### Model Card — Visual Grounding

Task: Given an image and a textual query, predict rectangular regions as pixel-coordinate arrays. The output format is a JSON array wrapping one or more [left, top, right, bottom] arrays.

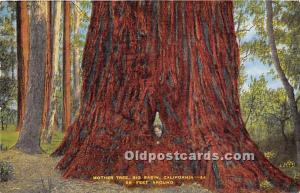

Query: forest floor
[[1, 126, 299, 193], [0, 150, 212, 193]]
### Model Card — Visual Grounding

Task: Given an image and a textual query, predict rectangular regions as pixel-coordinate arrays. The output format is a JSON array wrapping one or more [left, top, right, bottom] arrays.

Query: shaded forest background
[[0, 0, 299, 181]]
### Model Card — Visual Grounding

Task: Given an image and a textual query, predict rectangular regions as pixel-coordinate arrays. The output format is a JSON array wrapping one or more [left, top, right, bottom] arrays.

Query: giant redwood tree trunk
[[53, 2, 298, 192]]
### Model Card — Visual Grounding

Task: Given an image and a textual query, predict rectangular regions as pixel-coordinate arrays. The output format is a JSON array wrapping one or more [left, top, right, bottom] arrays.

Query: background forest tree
[[0, 2, 17, 132], [235, 0, 300, 176], [0, 1, 91, 150]]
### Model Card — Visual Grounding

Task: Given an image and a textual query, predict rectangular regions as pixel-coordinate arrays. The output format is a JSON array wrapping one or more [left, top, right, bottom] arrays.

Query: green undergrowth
[[0, 125, 64, 154]]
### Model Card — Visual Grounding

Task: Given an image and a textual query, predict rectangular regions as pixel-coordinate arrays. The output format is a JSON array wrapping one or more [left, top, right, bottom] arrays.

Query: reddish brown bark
[[62, 1, 72, 132], [16, 2, 29, 131], [41, 1, 53, 139], [73, 1, 81, 111], [53, 2, 299, 193]]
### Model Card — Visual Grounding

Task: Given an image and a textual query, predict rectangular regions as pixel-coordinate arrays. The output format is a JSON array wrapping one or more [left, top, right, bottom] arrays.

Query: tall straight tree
[[16, 1, 29, 131], [63, 1, 71, 132], [266, 0, 300, 165], [53, 2, 298, 193], [41, 1, 53, 140], [73, 1, 81, 111], [44, 1, 62, 143], [9, 5, 15, 81], [15, 2, 48, 154]]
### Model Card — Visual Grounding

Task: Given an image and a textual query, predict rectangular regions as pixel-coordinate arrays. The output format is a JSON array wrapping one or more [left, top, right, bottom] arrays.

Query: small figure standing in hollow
[[153, 112, 163, 139]]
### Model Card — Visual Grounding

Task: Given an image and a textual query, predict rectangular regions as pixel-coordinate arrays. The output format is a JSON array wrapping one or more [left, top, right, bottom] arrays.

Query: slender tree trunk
[[16, 2, 29, 131], [41, 1, 53, 142], [10, 42, 15, 80], [73, 1, 81, 112], [280, 120, 289, 150], [53, 2, 298, 192], [266, 0, 300, 166], [10, 7, 15, 80], [1, 119, 4, 131], [44, 1, 62, 143], [15, 2, 48, 154], [46, 98, 58, 143], [44, 97, 58, 143], [62, 2, 72, 132]]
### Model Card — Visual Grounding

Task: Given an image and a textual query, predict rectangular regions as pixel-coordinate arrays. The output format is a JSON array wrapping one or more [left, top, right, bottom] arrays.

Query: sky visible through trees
[[243, 35, 283, 90], [0, 2, 284, 91]]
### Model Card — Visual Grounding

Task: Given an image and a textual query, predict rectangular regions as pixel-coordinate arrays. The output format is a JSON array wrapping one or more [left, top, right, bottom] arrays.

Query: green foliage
[[234, 0, 300, 89], [72, 1, 92, 62], [235, 3, 299, 173], [259, 180, 273, 190], [0, 125, 64, 154], [264, 151, 276, 160], [239, 76, 298, 179], [280, 160, 296, 168], [240, 76, 292, 142], [0, 124, 18, 149], [0, 160, 14, 182], [41, 130, 64, 154], [0, 2, 17, 129]]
